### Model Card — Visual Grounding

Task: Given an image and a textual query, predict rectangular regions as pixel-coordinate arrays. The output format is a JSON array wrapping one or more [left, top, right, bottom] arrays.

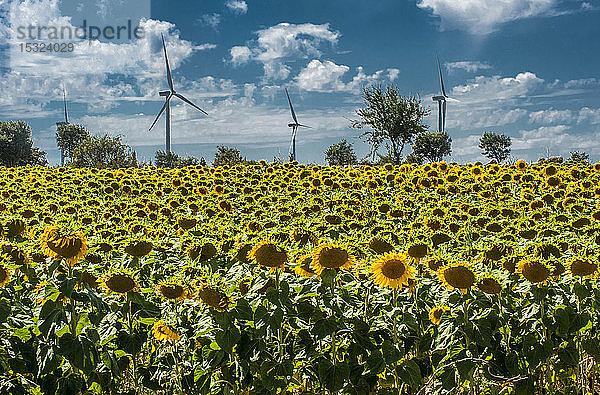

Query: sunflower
[[429, 306, 448, 325], [248, 240, 288, 268], [437, 263, 476, 292], [407, 243, 428, 263], [295, 254, 317, 278], [0, 265, 9, 287], [517, 260, 550, 284], [516, 159, 527, 170], [311, 243, 355, 274], [569, 258, 598, 277], [369, 252, 415, 290], [477, 277, 502, 295], [368, 237, 394, 254], [152, 320, 180, 341], [40, 225, 88, 266], [124, 240, 153, 257], [157, 281, 189, 301], [102, 271, 139, 294], [196, 284, 230, 310]]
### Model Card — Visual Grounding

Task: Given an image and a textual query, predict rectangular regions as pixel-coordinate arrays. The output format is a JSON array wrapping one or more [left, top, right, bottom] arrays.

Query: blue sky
[[1, 0, 599, 164]]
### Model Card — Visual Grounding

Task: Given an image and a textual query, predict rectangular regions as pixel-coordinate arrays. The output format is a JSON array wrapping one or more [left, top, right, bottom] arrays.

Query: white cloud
[[451, 72, 545, 103], [529, 109, 575, 124], [445, 61, 492, 73], [225, 0, 248, 14], [416, 0, 556, 34], [230, 23, 340, 80], [199, 13, 221, 30], [295, 60, 401, 93], [230, 46, 252, 66], [578, 107, 600, 124], [296, 60, 349, 92]]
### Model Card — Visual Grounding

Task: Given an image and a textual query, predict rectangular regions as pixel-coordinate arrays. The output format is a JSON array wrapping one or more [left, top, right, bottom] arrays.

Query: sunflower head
[[196, 284, 230, 311], [429, 306, 449, 325], [295, 254, 317, 278], [101, 271, 139, 294], [124, 240, 153, 257], [437, 263, 476, 292], [40, 225, 88, 266], [516, 159, 527, 170], [477, 277, 502, 295], [248, 240, 288, 268], [0, 265, 10, 287], [569, 258, 598, 277], [370, 251, 415, 290], [157, 281, 189, 301], [311, 243, 355, 274], [152, 320, 180, 342], [517, 259, 551, 284]]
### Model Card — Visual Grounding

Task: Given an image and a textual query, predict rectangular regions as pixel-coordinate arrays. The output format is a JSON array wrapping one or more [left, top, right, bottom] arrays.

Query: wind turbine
[[149, 33, 208, 153], [285, 88, 310, 162], [432, 56, 457, 133], [56, 88, 69, 166]]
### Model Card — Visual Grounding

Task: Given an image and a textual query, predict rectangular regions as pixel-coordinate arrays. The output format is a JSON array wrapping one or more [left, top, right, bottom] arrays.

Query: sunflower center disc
[[381, 260, 406, 279]]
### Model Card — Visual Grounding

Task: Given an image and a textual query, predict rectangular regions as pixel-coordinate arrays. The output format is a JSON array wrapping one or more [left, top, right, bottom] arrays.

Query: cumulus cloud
[[225, 0, 248, 14], [529, 109, 575, 124], [416, 0, 556, 34], [578, 107, 600, 124], [451, 72, 545, 103], [229, 22, 340, 80], [445, 61, 492, 73], [230, 46, 252, 66], [294, 60, 400, 93]]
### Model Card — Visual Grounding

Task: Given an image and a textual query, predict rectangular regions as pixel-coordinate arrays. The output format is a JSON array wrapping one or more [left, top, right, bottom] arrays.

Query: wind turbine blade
[[442, 100, 447, 132], [63, 89, 69, 124], [298, 124, 311, 129], [437, 55, 447, 98], [285, 88, 298, 124], [174, 93, 208, 115], [445, 97, 460, 103], [149, 94, 172, 131], [162, 33, 174, 92]]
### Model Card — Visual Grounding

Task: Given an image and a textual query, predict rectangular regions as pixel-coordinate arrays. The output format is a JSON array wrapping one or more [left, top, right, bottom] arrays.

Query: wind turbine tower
[[149, 33, 208, 153]]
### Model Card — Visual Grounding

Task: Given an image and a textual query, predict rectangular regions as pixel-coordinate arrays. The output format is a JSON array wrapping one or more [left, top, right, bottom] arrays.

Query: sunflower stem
[[392, 288, 399, 389]]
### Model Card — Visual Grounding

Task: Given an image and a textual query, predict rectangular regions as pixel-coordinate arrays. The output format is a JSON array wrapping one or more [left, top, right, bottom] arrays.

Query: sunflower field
[[1, 160, 600, 394]]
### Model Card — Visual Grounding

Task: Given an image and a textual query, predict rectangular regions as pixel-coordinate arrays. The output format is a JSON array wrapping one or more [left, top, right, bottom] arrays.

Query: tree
[[404, 152, 423, 165], [325, 139, 358, 166], [568, 151, 590, 163], [213, 146, 245, 167], [155, 151, 201, 168], [479, 132, 512, 163], [56, 124, 89, 164], [412, 131, 452, 163], [0, 120, 48, 167], [351, 84, 429, 165], [71, 134, 137, 168]]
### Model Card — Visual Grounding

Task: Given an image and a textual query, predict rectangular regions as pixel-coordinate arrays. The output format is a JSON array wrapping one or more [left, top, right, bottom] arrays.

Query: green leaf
[[215, 326, 241, 354], [234, 298, 253, 321], [397, 360, 422, 389], [365, 349, 385, 375], [0, 298, 10, 323], [58, 333, 99, 374], [36, 343, 61, 377], [318, 359, 350, 392], [38, 299, 68, 337], [311, 318, 337, 339]]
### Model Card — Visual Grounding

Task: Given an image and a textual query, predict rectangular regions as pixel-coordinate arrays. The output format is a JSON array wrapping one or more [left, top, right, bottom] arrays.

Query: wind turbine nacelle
[[159, 90, 171, 97], [288, 123, 298, 128], [432, 95, 446, 102]]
